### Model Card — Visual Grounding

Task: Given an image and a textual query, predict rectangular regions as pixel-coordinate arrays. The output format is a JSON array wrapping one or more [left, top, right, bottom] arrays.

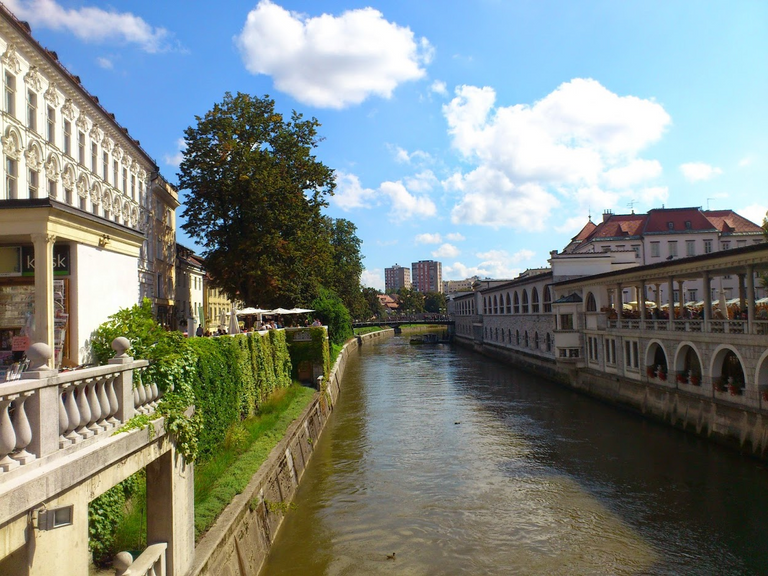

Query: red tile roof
[[703, 210, 764, 234]]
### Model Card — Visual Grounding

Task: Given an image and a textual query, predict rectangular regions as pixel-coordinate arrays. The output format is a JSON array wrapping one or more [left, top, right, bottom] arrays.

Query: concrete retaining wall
[[188, 329, 392, 576], [456, 336, 768, 460]]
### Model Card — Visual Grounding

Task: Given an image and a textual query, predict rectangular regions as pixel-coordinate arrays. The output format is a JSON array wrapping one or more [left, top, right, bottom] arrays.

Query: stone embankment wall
[[188, 329, 393, 576], [456, 337, 768, 460]]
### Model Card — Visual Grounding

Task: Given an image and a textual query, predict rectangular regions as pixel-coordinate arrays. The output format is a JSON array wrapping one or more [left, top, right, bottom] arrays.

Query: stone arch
[[45, 152, 61, 179], [76, 173, 89, 199], [544, 285, 552, 312], [513, 292, 520, 314], [531, 287, 540, 313], [493, 294, 498, 315], [25, 139, 44, 171], [710, 345, 746, 390], [673, 341, 703, 385], [61, 162, 76, 192], [90, 181, 102, 206], [522, 289, 529, 313], [2, 125, 23, 160], [505, 292, 511, 314], [754, 350, 768, 395], [586, 292, 597, 312], [645, 340, 669, 375]]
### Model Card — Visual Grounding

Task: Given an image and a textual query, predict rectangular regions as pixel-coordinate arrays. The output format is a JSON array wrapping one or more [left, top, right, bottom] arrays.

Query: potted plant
[[646, 365, 656, 378], [676, 371, 688, 384], [728, 377, 742, 396], [657, 365, 667, 381], [759, 384, 768, 402], [689, 373, 700, 386], [713, 378, 726, 392]]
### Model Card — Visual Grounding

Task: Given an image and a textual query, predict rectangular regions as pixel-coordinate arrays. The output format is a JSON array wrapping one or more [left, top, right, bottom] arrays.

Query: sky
[[9, 0, 767, 291]]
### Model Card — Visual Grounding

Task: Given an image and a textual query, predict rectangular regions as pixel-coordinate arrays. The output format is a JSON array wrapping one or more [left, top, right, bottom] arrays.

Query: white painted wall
[[72, 244, 138, 362]]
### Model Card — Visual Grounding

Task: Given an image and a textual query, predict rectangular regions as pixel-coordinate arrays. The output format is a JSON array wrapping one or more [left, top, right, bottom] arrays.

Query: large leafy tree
[[325, 217, 366, 317], [362, 287, 384, 318], [397, 287, 425, 313], [424, 291, 447, 314], [178, 92, 336, 307]]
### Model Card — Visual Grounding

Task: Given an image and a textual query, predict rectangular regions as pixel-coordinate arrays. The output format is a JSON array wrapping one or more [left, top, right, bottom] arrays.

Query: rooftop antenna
[[626, 199, 636, 214]]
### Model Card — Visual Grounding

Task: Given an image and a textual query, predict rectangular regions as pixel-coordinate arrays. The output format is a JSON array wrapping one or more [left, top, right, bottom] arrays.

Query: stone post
[[639, 281, 647, 324], [703, 272, 711, 330], [146, 448, 194, 576], [108, 337, 135, 423], [22, 343, 59, 458], [31, 233, 56, 367], [667, 277, 675, 330], [746, 265, 755, 333]]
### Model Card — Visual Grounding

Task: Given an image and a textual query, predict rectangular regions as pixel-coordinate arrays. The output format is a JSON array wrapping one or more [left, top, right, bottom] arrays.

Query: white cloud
[[639, 186, 669, 206], [679, 162, 723, 182], [389, 144, 432, 164], [404, 170, 438, 193], [444, 248, 535, 280], [333, 172, 436, 220], [446, 232, 465, 242], [236, 1, 432, 109], [415, 233, 442, 244], [5, 0, 174, 52], [430, 80, 447, 96], [442, 79, 670, 229], [333, 172, 378, 210], [392, 145, 411, 164], [361, 268, 384, 291], [602, 159, 662, 188], [163, 138, 186, 168], [555, 215, 592, 235], [738, 156, 753, 168], [432, 243, 460, 258], [96, 56, 113, 69], [738, 204, 767, 227]]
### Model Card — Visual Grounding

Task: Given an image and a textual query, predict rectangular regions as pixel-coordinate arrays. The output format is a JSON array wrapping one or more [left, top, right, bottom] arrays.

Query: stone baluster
[[21, 343, 60, 459], [74, 380, 93, 439], [136, 381, 148, 414], [63, 383, 81, 445], [86, 379, 103, 434], [11, 392, 35, 464], [109, 337, 136, 423], [144, 381, 155, 412], [0, 395, 19, 472], [59, 384, 69, 448], [150, 382, 160, 409], [106, 375, 120, 427], [97, 376, 112, 431]]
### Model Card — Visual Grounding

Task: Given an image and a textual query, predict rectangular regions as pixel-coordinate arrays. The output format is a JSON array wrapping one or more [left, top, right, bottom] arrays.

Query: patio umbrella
[[270, 307, 292, 315], [228, 303, 240, 334], [288, 308, 315, 314]]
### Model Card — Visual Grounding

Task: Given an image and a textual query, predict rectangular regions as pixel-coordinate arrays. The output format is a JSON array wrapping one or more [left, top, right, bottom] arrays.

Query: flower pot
[[728, 384, 741, 396], [659, 373, 667, 382], [713, 381, 726, 392], [762, 391, 768, 402], [690, 376, 700, 386]]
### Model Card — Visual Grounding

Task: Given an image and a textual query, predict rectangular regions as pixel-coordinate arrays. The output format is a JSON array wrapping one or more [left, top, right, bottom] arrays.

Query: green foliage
[[89, 472, 143, 566], [424, 291, 447, 313], [397, 287, 425, 313], [284, 327, 330, 382], [311, 287, 353, 346], [361, 287, 384, 319]]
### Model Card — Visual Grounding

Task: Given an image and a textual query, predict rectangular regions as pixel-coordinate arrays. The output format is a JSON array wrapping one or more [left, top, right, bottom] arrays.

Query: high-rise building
[[385, 263, 411, 293], [412, 260, 443, 293]]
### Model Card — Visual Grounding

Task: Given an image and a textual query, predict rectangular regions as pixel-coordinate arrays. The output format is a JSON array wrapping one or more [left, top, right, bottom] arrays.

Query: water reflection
[[262, 335, 768, 575]]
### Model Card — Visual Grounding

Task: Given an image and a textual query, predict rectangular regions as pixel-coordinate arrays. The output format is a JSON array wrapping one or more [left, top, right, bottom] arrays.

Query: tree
[[424, 291, 446, 314], [311, 287, 353, 346], [362, 287, 384, 319], [397, 287, 425, 314], [325, 217, 366, 318], [178, 92, 336, 308]]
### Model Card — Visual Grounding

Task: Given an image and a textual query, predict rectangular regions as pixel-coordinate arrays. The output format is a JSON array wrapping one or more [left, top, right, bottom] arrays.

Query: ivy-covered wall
[[284, 327, 330, 383]]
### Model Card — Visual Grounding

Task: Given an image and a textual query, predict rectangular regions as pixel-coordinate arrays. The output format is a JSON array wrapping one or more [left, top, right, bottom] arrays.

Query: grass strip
[[353, 326, 385, 335], [193, 384, 316, 539]]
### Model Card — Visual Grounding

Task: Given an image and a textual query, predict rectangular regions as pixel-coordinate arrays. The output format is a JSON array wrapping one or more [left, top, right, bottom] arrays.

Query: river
[[262, 334, 768, 575]]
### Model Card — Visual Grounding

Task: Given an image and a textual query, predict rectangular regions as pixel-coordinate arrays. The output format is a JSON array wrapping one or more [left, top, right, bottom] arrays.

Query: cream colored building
[[0, 8, 172, 366]]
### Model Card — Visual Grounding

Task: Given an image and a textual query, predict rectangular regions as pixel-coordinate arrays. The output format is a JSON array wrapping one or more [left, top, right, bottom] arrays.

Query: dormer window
[[684, 221, 692, 229], [667, 221, 674, 230]]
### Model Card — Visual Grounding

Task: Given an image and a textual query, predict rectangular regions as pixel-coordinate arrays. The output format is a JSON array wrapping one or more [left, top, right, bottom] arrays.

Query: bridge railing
[[114, 543, 167, 576], [0, 337, 150, 476], [353, 314, 452, 325]]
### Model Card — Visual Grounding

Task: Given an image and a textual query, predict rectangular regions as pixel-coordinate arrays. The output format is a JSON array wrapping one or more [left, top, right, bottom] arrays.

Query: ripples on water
[[262, 335, 768, 575]]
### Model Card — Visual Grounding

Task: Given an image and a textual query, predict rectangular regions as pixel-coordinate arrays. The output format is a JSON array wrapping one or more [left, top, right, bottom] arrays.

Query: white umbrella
[[237, 307, 271, 315], [288, 308, 314, 314], [270, 307, 292, 315], [228, 303, 240, 334]]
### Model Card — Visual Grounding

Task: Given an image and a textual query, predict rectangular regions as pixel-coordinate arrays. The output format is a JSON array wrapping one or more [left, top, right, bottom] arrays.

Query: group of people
[[192, 315, 323, 337]]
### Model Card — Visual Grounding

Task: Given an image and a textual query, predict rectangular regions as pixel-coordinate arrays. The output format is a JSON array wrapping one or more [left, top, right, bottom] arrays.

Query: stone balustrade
[[0, 337, 149, 475], [607, 317, 767, 335], [114, 543, 167, 576]]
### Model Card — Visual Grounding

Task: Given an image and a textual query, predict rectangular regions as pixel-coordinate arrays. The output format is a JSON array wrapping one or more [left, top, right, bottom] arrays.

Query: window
[[63, 120, 71, 156], [5, 157, 17, 199], [4, 71, 15, 115], [684, 221, 692, 229], [26, 89, 37, 130], [668, 241, 678, 258], [91, 142, 97, 172], [704, 239, 713, 254], [559, 314, 574, 330], [102, 151, 108, 180], [722, 241, 730, 251], [651, 242, 660, 257], [46, 106, 55, 144], [78, 132, 85, 164], [667, 221, 674, 230], [605, 338, 616, 365], [47, 178, 56, 199], [131, 174, 136, 200], [122, 167, 127, 194], [632, 245, 640, 258], [686, 240, 695, 257], [28, 169, 39, 198], [687, 289, 697, 302]]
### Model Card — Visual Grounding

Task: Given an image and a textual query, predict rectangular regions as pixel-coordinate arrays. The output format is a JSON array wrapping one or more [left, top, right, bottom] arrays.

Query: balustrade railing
[[0, 337, 150, 474], [604, 316, 763, 336], [114, 543, 167, 576]]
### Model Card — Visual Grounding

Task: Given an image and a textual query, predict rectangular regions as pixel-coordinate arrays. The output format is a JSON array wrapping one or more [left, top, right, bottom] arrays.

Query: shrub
[[311, 287, 353, 346]]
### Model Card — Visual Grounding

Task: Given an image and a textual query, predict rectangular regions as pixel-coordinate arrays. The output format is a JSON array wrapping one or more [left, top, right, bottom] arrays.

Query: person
[[196, 325, 204, 337], [312, 318, 322, 327]]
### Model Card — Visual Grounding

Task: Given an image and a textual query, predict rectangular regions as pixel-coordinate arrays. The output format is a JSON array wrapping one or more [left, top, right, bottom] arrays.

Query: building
[[174, 244, 205, 334], [443, 276, 479, 294], [204, 276, 235, 332], [412, 259, 442, 293], [385, 263, 411, 293], [0, 7, 174, 367]]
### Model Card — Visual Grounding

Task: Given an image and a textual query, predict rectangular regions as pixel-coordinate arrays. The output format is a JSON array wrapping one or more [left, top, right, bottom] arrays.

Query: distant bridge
[[352, 315, 454, 328]]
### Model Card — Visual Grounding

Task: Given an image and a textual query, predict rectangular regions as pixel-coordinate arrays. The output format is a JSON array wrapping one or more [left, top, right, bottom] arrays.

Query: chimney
[[602, 209, 613, 223]]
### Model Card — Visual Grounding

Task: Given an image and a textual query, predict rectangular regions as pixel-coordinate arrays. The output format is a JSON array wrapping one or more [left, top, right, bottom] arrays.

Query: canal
[[262, 334, 768, 575]]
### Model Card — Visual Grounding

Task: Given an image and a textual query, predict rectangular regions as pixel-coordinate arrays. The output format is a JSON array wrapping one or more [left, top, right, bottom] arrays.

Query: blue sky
[[11, 0, 767, 290]]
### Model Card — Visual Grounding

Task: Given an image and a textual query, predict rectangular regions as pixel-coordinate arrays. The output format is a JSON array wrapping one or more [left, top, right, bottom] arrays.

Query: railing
[[114, 543, 167, 576], [0, 337, 150, 474], [605, 318, 766, 335]]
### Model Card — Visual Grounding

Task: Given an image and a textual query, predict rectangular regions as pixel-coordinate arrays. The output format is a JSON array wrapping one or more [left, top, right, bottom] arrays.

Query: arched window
[[534, 332, 539, 349], [524, 331, 529, 347], [493, 295, 498, 314], [544, 286, 552, 313], [495, 327, 499, 341], [508, 328, 512, 343], [516, 329, 520, 345], [522, 290, 529, 313], [513, 292, 520, 314], [532, 287, 540, 313], [546, 333, 552, 352], [586, 292, 597, 312], [506, 293, 511, 314]]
